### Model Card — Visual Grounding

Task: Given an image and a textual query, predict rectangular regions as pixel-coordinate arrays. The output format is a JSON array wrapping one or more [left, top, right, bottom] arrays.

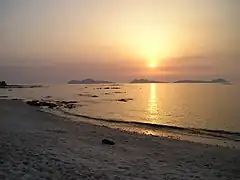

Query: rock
[[26, 100, 41, 106], [12, 98, 20, 101], [78, 94, 99, 98], [102, 139, 115, 145], [60, 100, 78, 104], [0, 95, 8, 98], [46, 102, 58, 109], [111, 87, 120, 89], [0, 81, 7, 87], [26, 100, 79, 109], [117, 98, 133, 102], [26, 100, 58, 108], [45, 96, 52, 99], [64, 104, 75, 109]]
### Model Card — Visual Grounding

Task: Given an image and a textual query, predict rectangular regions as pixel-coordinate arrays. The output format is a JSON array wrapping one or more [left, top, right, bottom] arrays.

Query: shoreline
[[50, 108, 240, 149], [0, 99, 240, 179]]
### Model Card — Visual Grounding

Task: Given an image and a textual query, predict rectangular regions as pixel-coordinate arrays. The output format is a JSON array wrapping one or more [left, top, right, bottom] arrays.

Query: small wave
[[59, 110, 240, 142]]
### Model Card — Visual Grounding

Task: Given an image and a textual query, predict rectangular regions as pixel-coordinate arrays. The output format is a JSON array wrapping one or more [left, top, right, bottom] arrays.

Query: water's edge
[[43, 107, 240, 149]]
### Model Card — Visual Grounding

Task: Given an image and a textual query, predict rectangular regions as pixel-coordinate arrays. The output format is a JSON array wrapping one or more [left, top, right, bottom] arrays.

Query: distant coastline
[[130, 79, 167, 84], [0, 81, 42, 89], [67, 78, 231, 84], [173, 78, 230, 84], [130, 78, 230, 84], [1, 78, 231, 87], [68, 78, 114, 84]]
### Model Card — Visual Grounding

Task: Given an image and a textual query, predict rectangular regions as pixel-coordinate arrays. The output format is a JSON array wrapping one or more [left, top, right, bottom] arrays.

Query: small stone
[[102, 139, 115, 145]]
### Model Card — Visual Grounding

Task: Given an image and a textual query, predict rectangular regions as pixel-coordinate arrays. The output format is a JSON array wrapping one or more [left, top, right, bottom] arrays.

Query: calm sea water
[[1, 83, 240, 132], [1, 83, 240, 146]]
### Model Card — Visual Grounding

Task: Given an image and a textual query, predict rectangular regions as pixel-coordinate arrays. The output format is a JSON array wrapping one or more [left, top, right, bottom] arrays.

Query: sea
[[1, 83, 240, 148]]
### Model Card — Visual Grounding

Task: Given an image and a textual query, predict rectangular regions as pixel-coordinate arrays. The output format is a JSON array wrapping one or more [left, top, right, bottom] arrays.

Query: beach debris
[[117, 98, 133, 102], [102, 139, 115, 145], [92, 95, 98, 98]]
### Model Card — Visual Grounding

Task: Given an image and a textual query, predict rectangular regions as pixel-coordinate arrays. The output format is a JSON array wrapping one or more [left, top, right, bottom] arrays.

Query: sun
[[148, 62, 157, 68], [132, 28, 175, 68], [135, 36, 165, 69]]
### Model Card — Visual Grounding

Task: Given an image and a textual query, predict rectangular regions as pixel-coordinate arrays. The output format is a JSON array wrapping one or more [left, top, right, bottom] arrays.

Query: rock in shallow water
[[26, 100, 58, 108], [117, 98, 133, 102], [26, 100, 79, 109], [64, 104, 75, 109], [0, 95, 8, 98], [102, 139, 115, 145]]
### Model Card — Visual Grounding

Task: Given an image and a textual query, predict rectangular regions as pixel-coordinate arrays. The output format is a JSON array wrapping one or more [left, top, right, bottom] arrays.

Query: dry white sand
[[0, 99, 239, 180]]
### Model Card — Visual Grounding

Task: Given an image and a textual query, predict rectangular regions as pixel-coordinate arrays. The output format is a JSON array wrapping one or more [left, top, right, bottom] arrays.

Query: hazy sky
[[0, 0, 239, 83]]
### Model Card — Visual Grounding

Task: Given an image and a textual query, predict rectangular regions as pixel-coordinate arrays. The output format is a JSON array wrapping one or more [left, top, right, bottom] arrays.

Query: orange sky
[[0, 0, 239, 83]]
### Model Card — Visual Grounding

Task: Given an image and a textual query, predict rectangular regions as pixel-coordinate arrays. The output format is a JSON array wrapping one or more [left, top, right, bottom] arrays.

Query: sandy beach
[[0, 99, 239, 180]]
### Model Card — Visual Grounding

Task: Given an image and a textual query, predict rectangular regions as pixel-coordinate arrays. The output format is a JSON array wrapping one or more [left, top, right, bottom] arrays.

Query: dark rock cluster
[[0, 81, 7, 87], [26, 100, 78, 109]]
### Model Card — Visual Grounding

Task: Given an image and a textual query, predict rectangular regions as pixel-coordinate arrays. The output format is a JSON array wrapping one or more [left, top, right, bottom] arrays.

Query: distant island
[[68, 79, 114, 84], [174, 78, 230, 84], [130, 79, 167, 84], [129, 78, 230, 84], [0, 81, 42, 88]]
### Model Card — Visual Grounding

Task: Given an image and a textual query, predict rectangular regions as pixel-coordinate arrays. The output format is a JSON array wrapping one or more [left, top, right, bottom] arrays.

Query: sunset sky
[[0, 0, 239, 83]]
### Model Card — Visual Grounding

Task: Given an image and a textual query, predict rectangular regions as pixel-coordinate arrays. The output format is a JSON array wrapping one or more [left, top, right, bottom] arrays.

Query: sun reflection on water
[[147, 83, 159, 122]]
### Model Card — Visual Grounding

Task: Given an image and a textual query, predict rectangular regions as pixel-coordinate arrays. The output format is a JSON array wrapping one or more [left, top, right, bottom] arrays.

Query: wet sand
[[0, 99, 239, 180]]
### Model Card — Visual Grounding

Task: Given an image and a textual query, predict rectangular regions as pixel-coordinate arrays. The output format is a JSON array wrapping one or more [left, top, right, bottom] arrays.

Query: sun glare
[[148, 62, 157, 68], [134, 31, 172, 69], [131, 27, 177, 69]]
